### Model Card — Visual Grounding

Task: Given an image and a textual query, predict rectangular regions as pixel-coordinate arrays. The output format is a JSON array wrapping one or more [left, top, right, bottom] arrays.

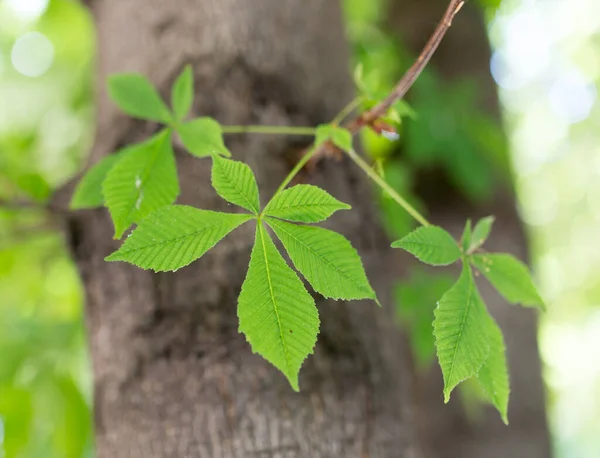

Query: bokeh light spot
[[11, 31, 55, 78]]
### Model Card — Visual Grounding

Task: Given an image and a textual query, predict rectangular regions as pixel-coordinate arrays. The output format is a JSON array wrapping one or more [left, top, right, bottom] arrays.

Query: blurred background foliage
[[0, 0, 599, 457]]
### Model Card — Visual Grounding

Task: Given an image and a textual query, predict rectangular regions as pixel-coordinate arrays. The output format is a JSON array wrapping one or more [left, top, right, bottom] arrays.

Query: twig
[[312, 0, 465, 160]]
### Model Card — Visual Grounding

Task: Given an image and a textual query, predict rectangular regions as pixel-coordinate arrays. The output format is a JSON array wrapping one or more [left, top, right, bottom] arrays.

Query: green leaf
[[106, 206, 252, 271], [315, 125, 353, 151], [171, 65, 194, 122], [238, 223, 319, 391], [477, 314, 510, 424], [107, 73, 172, 123], [103, 130, 179, 238], [461, 219, 472, 253], [471, 253, 545, 310], [267, 218, 377, 303], [176, 117, 230, 158], [264, 185, 350, 223], [211, 155, 260, 213], [470, 216, 495, 252], [392, 226, 461, 266], [70, 153, 122, 209], [434, 263, 490, 402]]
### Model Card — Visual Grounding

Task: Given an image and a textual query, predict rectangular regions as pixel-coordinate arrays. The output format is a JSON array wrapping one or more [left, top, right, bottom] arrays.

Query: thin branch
[[311, 0, 465, 156], [347, 0, 465, 132]]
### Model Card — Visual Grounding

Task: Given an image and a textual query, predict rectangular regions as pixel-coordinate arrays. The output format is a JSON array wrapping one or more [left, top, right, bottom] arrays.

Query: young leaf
[[264, 185, 350, 223], [392, 226, 461, 266], [267, 218, 378, 303], [211, 155, 260, 214], [477, 314, 510, 424], [171, 65, 194, 122], [471, 253, 545, 310], [103, 130, 179, 238], [106, 206, 252, 271], [315, 125, 353, 151], [461, 219, 472, 253], [470, 216, 495, 252], [107, 74, 172, 123], [238, 223, 320, 391], [176, 117, 231, 158], [434, 263, 490, 402], [70, 153, 123, 209]]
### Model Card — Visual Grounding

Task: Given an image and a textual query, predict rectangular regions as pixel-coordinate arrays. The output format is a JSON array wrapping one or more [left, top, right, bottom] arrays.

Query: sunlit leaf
[[471, 253, 545, 310], [103, 130, 179, 238], [264, 185, 350, 223], [108, 73, 172, 123], [434, 263, 490, 402], [238, 223, 319, 391], [392, 226, 461, 266], [171, 65, 194, 122], [176, 117, 230, 157], [70, 152, 123, 209], [211, 155, 260, 213], [106, 206, 252, 271], [268, 218, 377, 303]]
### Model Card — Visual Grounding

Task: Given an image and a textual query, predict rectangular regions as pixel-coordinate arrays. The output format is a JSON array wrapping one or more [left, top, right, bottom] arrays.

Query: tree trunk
[[387, 1, 552, 457], [71, 0, 420, 456]]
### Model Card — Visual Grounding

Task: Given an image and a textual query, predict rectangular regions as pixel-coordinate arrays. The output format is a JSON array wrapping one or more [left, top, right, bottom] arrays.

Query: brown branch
[[310, 0, 465, 164]]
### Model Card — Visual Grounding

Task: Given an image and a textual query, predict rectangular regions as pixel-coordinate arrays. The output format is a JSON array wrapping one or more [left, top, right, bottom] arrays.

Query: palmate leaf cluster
[[392, 220, 545, 423], [71, 68, 377, 391], [70, 68, 546, 422]]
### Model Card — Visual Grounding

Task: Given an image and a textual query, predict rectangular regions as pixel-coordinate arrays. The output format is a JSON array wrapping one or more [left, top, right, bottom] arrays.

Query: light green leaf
[[171, 65, 194, 122], [106, 206, 252, 271], [103, 130, 179, 238], [267, 218, 378, 303], [176, 117, 230, 157], [461, 219, 472, 253], [434, 263, 490, 402], [315, 125, 353, 151], [238, 223, 320, 391], [107, 73, 172, 123], [211, 155, 260, 213], [70, 153, 123, 209], [471, 253, 545, 310], [392, 226, 461, 266], [264, 185, 350, 223], [470, 216, 495, 252], [477, 314, 510, 424]]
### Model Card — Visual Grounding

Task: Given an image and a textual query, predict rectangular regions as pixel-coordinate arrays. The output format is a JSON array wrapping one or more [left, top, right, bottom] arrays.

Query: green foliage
[[470, 216, 495, 252], [434, 264, 490, 402], [267, 218, 377, 302], [315, 125, 353, 151], [471, 253, 546, 310], [103, 130, 179, 238], [392, 226, 461, 266], [171, 65, 194, 122], [70, 68, 542, 417], [477, 314, 510, 424], [108, 73, 172, 123], [70, 152, 122, 209], [106, 206, 253, 271], [238, 223, 320, 391], [264, 184, 350, 223], [211, 155, 260, 213], [176, 118, 231, 158]]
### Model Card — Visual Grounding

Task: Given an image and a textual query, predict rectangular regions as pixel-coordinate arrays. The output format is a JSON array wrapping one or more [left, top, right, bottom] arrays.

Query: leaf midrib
[[258, 223, 293, 375], [216, 160, 259, 214], [113, 214, 251, 256], [445, 270, 476, 390]]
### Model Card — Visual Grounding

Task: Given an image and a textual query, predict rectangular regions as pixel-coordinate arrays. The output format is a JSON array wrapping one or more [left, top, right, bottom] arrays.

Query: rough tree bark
[[69, 0, 420, 456], [388, 1, 552, 457]]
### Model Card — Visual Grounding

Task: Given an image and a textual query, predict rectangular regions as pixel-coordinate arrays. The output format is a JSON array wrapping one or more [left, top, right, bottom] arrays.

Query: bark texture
[[388, 1, 552, 457], [71, 0, 419, 457]]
